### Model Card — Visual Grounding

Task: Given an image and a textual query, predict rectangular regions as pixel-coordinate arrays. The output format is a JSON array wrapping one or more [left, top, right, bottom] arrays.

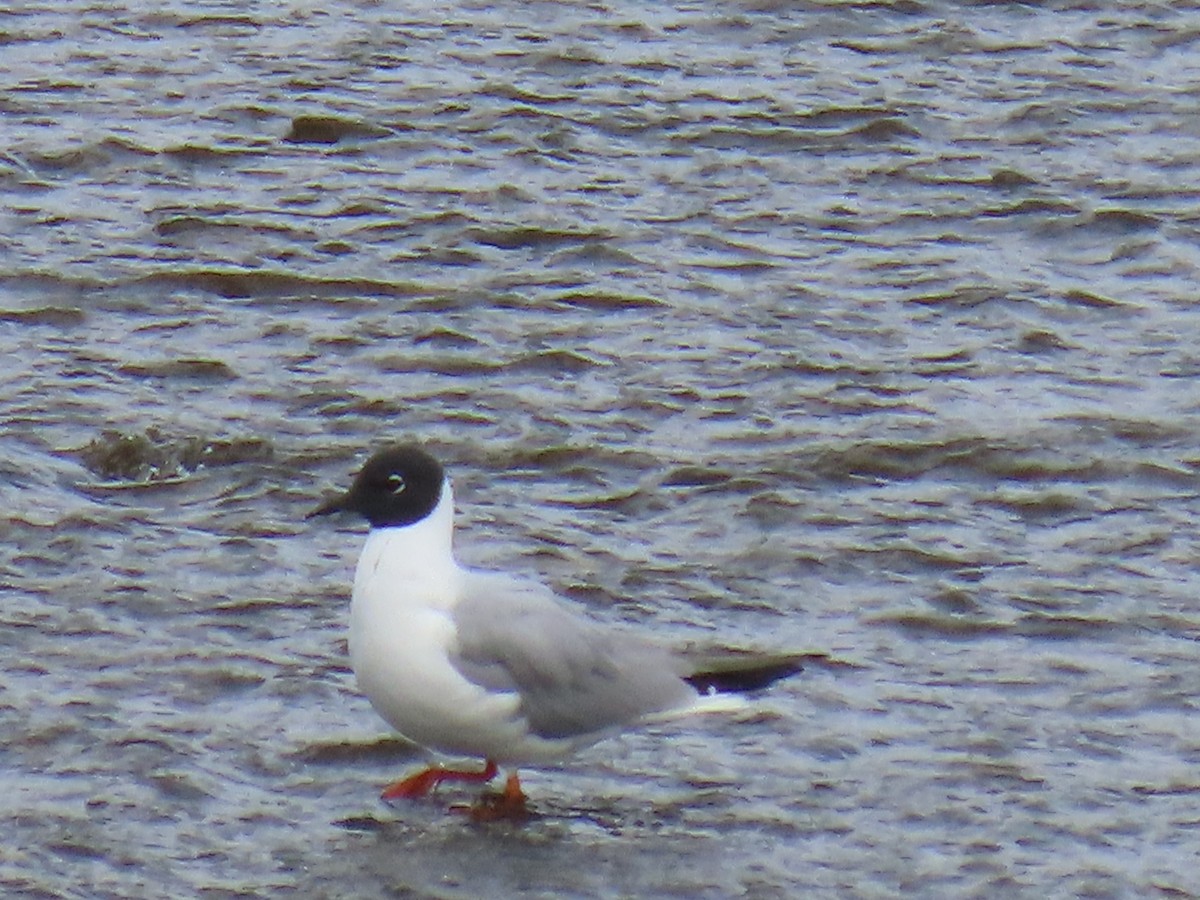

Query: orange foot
[[381, 759, 498, 801], [456, 772, 530, 824]]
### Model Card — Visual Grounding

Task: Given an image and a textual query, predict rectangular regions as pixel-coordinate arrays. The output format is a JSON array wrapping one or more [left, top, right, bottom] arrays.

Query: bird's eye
[[386, 473, 406, 494]]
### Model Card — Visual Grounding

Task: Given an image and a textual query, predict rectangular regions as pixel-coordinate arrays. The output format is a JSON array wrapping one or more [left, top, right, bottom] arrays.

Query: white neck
[[351, 478, 459, 609]]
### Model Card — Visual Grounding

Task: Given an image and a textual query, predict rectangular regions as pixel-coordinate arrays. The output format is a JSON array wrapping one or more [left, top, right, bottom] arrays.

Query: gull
[[309, 444, 803, 819]]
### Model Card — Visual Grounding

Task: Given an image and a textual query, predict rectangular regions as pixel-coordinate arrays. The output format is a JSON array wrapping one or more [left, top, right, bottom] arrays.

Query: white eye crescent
[[387, 473, 407, 494]]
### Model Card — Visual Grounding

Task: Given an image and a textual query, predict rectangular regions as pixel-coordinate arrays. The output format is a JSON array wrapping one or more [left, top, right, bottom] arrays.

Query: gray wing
[[450, 570, 698, 740]]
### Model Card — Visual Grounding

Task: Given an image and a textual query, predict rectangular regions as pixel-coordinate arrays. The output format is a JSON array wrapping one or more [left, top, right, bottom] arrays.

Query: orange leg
[[462, 771, 530, 823], [380, 759, 498, 801]]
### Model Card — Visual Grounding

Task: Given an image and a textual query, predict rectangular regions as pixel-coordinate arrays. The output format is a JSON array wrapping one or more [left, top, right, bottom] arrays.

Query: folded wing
[[450, 571, 698, 741]]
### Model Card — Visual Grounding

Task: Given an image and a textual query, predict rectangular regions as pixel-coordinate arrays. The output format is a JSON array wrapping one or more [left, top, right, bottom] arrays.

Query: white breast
[[346, 481, 574, 763]]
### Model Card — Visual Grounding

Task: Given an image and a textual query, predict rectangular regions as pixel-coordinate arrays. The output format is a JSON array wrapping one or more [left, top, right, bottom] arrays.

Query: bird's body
[[311, 444, 803, 817], [347, 476, 724, 764]]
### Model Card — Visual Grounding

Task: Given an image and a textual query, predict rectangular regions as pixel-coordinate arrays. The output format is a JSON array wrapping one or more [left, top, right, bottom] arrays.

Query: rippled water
[[4, 0, 1200, 897]]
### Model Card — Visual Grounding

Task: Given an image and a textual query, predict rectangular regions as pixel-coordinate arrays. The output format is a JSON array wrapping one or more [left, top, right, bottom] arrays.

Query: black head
[[308, 444, 446, 528]]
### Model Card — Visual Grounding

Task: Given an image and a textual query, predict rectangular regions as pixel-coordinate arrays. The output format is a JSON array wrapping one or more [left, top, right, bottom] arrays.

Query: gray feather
[[450, 571, 697, 740]]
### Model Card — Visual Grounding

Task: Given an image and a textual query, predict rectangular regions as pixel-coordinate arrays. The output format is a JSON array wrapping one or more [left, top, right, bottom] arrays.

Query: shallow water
[[3, 0, 1200, 896]]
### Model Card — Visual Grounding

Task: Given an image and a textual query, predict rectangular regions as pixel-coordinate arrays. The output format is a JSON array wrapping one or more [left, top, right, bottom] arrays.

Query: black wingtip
[[683, 653, 807, 694]]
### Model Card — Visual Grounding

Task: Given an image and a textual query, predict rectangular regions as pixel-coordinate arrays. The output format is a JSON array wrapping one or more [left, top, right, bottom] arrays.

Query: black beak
[[306, 491, 349, 519]]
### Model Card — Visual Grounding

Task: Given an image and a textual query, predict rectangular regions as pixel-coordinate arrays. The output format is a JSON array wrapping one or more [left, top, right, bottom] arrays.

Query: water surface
[[3, 1, 1199, 897]]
